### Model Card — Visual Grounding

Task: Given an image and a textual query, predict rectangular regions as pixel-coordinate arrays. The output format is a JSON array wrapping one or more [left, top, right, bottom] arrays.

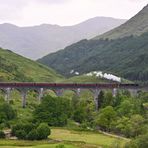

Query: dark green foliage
[[0, 102, 16, 124], [36, 123, 51, 140], [115, 115, 145, 138], [0, 131, 5, 138], [12, 122, 35, 137], [73, 104, 87, 123], [12, 122, 51, 140], [15, 130, 26, 140], [38, 32, 148, 82], [97, 90, 104, 109], [93, 90, 148, 138], [95, 106, 117, 131], [126, 133, 148, 148], [71, 96, 94, 124], [34, 95, 71, 126], [27, 129, 38, 140]]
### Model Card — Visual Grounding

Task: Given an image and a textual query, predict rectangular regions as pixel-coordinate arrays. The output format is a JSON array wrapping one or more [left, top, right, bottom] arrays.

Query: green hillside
[[38, 4, 148, 83], [38, 32, 148, 83], [94, 4, 148, 39], [0, 48, 62, 82]]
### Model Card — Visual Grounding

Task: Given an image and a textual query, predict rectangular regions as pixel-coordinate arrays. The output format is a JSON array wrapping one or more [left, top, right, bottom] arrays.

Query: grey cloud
[[0, 0, 27, 21], [0, 0, 68, 5], [0, 0, 69, 21]]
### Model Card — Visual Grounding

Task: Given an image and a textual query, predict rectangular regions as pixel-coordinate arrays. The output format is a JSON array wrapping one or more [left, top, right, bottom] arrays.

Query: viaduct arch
[[0, 83, 143, 109]]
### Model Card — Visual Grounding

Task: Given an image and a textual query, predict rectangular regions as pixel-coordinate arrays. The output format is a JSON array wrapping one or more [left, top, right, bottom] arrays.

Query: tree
[[34, 95, 71, 126], [95, 106, 117, 131], [126, 133, 148, 148], [130, 114, 145, 137], [0, 103, 16, 124], [115, 114, 145, 138], [117, 100, 134, 116], [97, 90, 104, 109], [73, 100, 87, 123], [102, 92, 114, 107]]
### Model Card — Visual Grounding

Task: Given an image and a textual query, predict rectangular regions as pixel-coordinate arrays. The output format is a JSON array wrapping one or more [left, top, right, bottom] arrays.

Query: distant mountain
[[38, 4, 148, 83], [0, 48, 62, 82], [94, 4, 148, 39], [0, 17, 126, 59]]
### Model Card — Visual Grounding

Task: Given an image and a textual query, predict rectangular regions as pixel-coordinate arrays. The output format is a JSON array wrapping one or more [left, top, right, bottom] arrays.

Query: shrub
[[36, 123, 51, 140], [12, 122, 34, 136], [0, 131, 5, 138], [27, 129, 38, 140], [125, 133, 148, 148], [12, 122, 50, 140], [15, 130, 26, 140]]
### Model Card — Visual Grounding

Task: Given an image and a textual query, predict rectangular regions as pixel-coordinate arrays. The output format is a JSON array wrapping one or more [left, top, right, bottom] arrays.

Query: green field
[[50, 128, 128, 148], [0, 128, 128, 148]]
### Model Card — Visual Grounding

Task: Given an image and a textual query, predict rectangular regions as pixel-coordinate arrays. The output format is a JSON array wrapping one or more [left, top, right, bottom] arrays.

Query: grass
[[0, 128, 128, 148], [0, 143, 77, 148], [0, 139, 77, 148], [0, 48, 62, 82], [49, 128, 128, 148]]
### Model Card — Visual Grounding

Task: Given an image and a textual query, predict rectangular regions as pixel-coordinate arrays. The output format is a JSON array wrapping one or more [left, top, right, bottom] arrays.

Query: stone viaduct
[[0, 82, 144, 109]]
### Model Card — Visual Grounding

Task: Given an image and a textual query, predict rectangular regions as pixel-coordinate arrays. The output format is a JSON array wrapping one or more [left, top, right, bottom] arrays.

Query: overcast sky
[[0, 0, 147, 26]]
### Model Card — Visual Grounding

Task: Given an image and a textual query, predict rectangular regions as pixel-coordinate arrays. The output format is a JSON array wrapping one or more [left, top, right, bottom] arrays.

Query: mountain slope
[[0, 48, 62, 82], [94, 4, 148, 39], [38, 31, 148, 83], [0, 17, 126, 59], [38, 4, 148, 83]]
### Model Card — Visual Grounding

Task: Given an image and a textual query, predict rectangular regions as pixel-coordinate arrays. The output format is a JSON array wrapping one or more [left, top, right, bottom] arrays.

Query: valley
[[0, 2, 148, 148]]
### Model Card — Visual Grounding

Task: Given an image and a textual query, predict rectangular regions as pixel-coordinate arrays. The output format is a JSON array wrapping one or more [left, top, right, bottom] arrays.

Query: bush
[[12, 122, 50, 140], [27, 129, 38, 140], [15, 130, 26, 140], [12, 122, 34, 136], [125, 133, 148, 148], [0, 131, 5, 138], [36, 123, 51, 140]]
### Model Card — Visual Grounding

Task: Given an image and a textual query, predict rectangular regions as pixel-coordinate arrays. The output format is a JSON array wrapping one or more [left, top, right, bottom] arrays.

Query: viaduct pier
[[0, 83, 143, 109]]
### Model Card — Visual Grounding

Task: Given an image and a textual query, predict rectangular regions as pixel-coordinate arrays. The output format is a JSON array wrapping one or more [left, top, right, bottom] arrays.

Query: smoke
[[86, 71, 121, 82]]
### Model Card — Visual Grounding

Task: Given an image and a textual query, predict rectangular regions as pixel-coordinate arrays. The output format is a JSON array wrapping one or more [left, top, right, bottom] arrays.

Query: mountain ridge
[[0, 17, 126, 59], [94, 4, 148, 39]]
